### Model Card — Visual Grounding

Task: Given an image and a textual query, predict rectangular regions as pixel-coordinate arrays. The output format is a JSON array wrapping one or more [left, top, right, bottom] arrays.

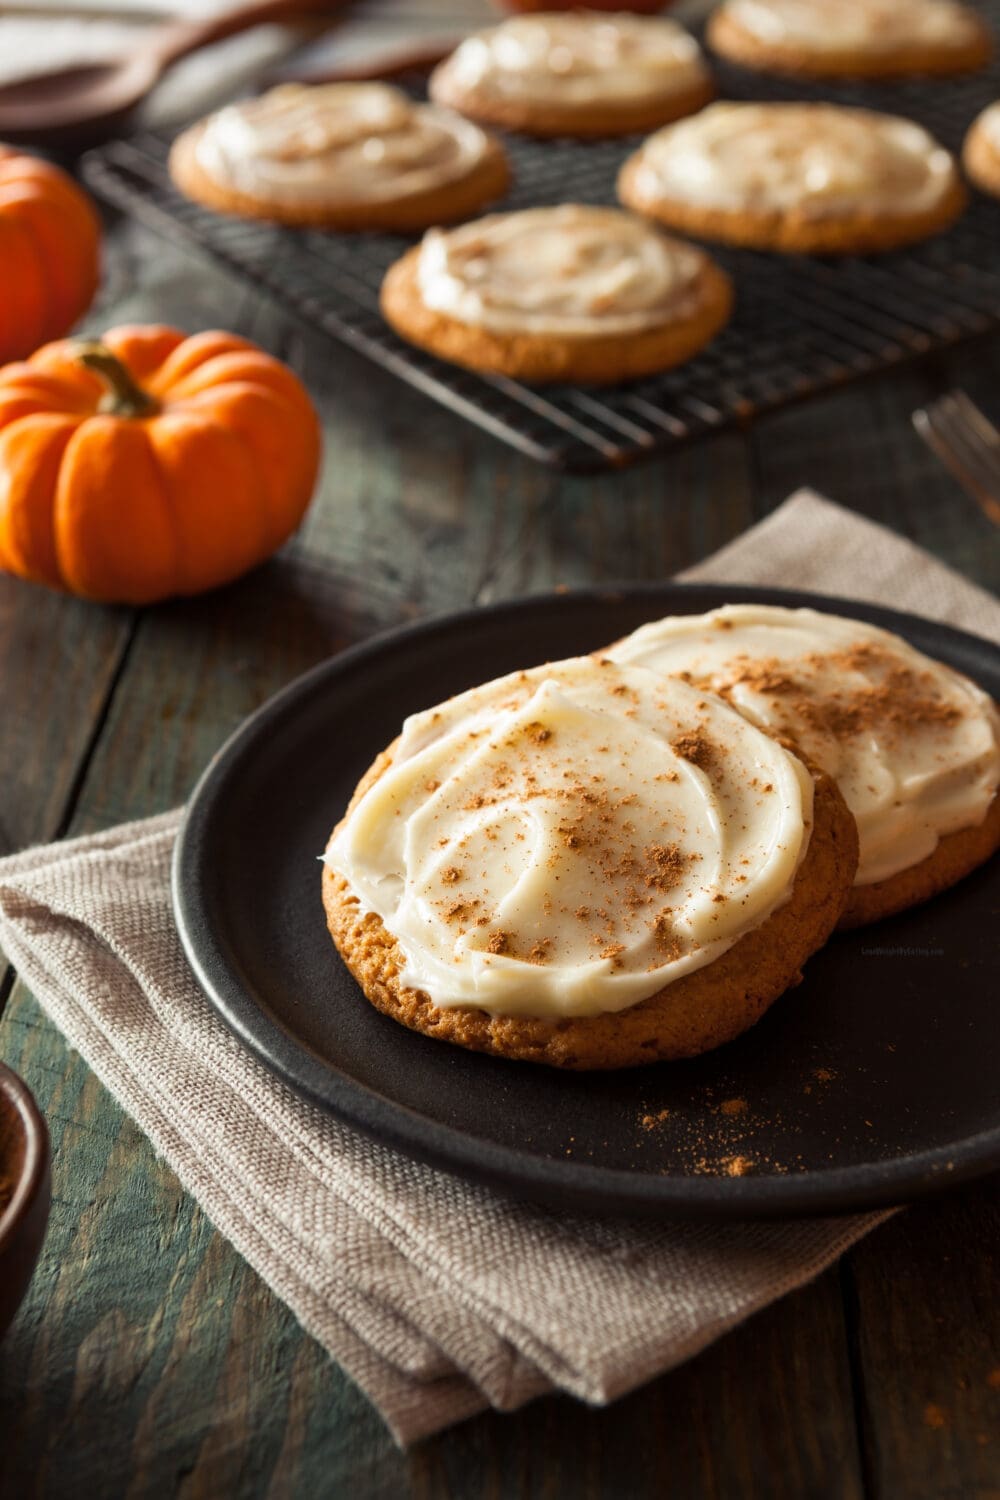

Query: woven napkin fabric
[[0, 490, 995, 1446]]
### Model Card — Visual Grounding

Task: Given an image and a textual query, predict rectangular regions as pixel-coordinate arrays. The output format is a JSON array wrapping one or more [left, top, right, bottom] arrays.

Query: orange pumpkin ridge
[[0, 213, 47, 360], [0, 414, 77, 586], [0, 326, 321, 604], [102, 325, 187, 382], [0, 148, 100, 363]]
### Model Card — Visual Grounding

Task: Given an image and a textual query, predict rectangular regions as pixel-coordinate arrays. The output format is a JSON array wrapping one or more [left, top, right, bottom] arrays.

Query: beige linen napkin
[[0, 491, 995, 1446]]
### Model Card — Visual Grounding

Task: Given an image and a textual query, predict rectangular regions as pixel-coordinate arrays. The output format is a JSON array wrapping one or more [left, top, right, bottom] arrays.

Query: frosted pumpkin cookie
[[322, 656, 858, 1069], [608, 605, 1000, 927], [168, 82, 510, 231], [618, 102, 965, 254], [380, 205, 733, 384], [428, 12, 713, 138], [963, 103, 1000, 197], [707, 0, 992, 79]]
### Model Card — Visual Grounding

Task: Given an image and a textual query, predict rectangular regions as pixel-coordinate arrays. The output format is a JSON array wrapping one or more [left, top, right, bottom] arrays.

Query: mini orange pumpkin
[[0, 147, 101, 363], [0, 324, 321, 603]]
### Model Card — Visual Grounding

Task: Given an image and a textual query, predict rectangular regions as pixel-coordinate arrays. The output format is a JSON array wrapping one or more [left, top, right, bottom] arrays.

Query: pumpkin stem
[[74, 341, 161, 419]]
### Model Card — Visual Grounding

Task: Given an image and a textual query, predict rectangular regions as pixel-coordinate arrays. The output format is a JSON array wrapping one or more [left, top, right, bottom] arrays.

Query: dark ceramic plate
[[173, 585, 1000, 1218]]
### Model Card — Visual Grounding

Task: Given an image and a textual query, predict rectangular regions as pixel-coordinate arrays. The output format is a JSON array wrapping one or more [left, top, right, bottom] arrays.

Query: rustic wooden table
[[0, 206, 998, 1500]]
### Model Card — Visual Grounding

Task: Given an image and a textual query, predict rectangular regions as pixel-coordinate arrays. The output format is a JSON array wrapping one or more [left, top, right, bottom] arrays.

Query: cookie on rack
[[428, 11, 713, 138], [963, 102, 1000, 197], [168, 82, 510, 232], [380, 204, 732, 385], [618, 102, 966, 254], [607, 604, 1000, 927], [322, 655, 858, 1069], [707, 0, 992, 79]]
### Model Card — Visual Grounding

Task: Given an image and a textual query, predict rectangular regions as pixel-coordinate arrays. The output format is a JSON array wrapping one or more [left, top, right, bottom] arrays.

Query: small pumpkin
[[0, 147, 101, 363], [0, 324, 321, 603]]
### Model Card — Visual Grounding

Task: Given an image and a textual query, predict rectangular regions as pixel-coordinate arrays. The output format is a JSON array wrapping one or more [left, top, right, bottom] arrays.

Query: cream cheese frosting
[[431, 12, 709, 107], [609, 605, 1000, 887], [628, 102, 957, 218], [720, 0, 985, 52], [324, 656, 814, 1019], [414, 205, 710, 337], [192, 82, 492, 205]]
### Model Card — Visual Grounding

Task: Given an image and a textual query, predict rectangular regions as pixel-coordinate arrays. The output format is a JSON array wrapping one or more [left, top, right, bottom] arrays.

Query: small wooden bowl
[[0, 1061, 51, 1339]]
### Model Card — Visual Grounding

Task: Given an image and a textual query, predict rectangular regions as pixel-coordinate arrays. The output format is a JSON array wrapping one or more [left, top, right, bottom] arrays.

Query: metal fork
[[913, 390, 1000, 528]]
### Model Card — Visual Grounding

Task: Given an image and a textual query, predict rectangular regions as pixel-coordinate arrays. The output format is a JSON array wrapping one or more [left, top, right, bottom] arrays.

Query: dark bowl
[[0, 1061, 50, 1339]]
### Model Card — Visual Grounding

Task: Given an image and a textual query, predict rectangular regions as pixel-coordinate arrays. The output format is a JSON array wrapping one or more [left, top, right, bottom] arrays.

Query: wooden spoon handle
[[149, 0, 349, 70], [277, 37, 459, 85]]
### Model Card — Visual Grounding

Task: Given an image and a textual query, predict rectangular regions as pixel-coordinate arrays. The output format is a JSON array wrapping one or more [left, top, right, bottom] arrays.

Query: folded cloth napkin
[[0, 490, 995, 1446]]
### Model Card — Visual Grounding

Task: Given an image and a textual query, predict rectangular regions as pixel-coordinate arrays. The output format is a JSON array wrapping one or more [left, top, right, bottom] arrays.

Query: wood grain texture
[[0, 440, 134, 980], [0, 208, 997, 1499], [409, 1271, 865, 1500], [0, 579, 131, 859], [844, 1180, 1000, 1500]]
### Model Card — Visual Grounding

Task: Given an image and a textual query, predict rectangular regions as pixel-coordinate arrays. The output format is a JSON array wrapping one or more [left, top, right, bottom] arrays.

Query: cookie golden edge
[[167, 119, 511, 231], [322, 752, 859, 1070], [706, 9, 993, 78], [617, 152, 968, 255], [379, 241, 734, 384], [428, 70, 716, 139], [839, 790, 1000, 927], [963, 117, 1000, 198]]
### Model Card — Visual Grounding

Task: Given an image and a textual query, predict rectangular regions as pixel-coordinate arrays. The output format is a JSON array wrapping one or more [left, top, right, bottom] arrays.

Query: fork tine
[[933, 399, 1000, 506], [913, 408, 1000, 527], [923, 405, 1000, 522], [948, 389, 1000, 459], [913, 394, 1000, 527]]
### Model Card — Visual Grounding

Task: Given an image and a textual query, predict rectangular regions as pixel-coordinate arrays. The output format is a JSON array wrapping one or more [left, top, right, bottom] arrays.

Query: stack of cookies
[[168, 1, 998, 388], [322, 605, 1000, 1069]]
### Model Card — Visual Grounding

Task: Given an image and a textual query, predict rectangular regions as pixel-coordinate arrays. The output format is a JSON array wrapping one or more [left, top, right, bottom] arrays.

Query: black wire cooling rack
[[82, 29, 1000, 474]]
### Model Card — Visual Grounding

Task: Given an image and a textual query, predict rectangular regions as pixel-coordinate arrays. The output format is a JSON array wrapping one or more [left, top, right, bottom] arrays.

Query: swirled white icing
[[627, 102, 957, 218], [431, 12, 709, 107], [721, 0, 984, 53], [193, 83, 492, 205], [609, 605, 1000, 887], [414, 205, 711, 337], [324, 656, 813, 1019]]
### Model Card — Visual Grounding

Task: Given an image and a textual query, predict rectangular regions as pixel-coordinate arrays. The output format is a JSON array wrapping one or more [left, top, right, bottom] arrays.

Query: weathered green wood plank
[[0, 578, 130, 860], [845, 1179, 1000, 1500]]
